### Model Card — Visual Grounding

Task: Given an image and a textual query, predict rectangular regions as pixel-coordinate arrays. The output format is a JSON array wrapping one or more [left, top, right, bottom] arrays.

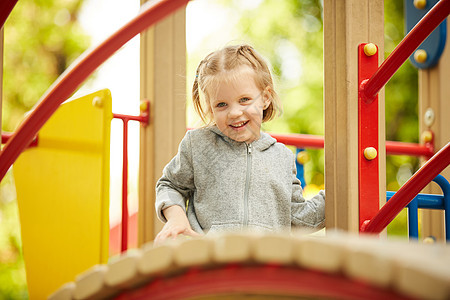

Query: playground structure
[[0, 0, 450, 299]]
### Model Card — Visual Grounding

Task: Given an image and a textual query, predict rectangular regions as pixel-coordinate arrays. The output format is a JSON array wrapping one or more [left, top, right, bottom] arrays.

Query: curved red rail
[[116, 265, 413, 300], [0, 0, 190, 181], [361, 0, 450, 101], [0, 0, 18, 28], [362, 142, 450, 234]]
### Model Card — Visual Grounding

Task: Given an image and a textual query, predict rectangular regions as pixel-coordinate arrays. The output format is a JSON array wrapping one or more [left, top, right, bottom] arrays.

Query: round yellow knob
[[414, 49, 427, 64], [414, 0, 427, 9], [140, 100, 148, 112], [421, 130, 433, 143], [364, 43, 377, 57], [423, 236, 436, 244], [364, 147, 377, 160], [296, 151, 310, 165], [92, 96, 103, 108]]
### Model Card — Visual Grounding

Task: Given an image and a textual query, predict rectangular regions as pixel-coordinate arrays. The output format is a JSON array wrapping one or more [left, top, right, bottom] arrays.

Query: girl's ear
[[263, 86, 272, 109]]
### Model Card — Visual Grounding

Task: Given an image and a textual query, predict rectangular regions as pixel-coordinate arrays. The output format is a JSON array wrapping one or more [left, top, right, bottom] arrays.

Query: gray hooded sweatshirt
[[155, 126, 325, 234]]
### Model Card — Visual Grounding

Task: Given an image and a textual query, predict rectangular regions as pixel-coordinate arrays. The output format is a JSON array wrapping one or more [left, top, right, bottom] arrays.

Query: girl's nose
[[228, 104, 243, 118]]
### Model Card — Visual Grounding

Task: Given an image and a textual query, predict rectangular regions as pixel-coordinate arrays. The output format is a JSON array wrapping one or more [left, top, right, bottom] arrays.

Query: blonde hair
[[192, 44, 281, 125]]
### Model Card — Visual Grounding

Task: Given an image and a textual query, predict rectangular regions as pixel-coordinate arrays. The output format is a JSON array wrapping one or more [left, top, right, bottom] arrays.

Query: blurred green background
[[1, 0, 420, 298]]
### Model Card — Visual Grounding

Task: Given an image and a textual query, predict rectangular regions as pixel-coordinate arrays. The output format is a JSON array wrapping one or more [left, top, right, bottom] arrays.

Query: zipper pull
[[247, 143, 252, 154]]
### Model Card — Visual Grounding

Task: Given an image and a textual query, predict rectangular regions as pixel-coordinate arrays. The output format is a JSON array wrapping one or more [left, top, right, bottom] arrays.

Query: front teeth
[[230, 121, 247, 128]]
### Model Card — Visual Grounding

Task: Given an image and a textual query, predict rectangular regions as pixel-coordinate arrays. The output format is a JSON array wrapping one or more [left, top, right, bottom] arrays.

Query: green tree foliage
[[1, 1, 88, 298], [3, 0, 89, 132]]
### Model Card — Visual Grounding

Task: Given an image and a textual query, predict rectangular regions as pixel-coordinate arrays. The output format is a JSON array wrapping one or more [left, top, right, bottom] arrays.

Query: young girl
[[154, 44, 325, 244]]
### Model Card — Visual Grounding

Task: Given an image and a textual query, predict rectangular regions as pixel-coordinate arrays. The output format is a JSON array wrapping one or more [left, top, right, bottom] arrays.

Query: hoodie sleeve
[[290, 160, 326, 229], [155, 131, 195, 222]]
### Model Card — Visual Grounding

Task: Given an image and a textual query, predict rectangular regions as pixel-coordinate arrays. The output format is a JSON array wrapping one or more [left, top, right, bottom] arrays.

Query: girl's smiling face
[[208, 66, 271, 144]]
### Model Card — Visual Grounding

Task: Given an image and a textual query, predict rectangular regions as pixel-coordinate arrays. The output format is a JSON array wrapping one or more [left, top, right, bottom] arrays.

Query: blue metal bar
[[408, 197, 419, 240], [386, 175, 449, 241], [295, 148, 306, 189]]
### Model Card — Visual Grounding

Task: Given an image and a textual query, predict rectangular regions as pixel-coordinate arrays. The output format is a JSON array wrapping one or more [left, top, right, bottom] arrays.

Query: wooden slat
[[73, 265, 115, 300], [47, 282, 75, 300], [252, 233, 294, 265], [104, 251, 142, 290], [294, 234, 347, 273], [212, 232, 253, 264], [138, 242, 176, 275], [173, 238, 213, 268]]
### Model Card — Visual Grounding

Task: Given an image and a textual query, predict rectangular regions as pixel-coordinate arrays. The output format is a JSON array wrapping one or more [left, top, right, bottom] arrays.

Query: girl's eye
[[240, 97, 250, 103], [216, 102, 227, 108]]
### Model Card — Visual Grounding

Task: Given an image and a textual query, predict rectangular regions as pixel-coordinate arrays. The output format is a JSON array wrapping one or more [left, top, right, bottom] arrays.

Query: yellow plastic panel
[[13, 89, 112, 299]]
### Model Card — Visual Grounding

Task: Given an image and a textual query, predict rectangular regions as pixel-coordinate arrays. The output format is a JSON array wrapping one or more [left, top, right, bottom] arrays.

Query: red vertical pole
[[121, 118, 129, 253], [358, 43, 380, 230]]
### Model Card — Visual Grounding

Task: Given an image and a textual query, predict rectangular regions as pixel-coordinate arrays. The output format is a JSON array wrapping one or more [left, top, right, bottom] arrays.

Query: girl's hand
[[154, 205, 200, 245]]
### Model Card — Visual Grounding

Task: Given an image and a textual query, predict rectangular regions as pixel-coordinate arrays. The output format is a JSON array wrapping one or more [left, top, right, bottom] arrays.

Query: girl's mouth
[[229, 121, 249, 129]]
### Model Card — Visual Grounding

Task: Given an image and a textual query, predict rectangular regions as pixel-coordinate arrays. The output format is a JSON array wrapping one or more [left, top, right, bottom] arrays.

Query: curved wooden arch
[[49, 232, 450, 300]]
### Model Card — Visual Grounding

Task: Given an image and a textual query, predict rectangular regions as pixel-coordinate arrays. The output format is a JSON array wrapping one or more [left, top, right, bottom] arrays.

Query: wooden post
[[419, 18, 450, 242], [139, 2, 186, 245], [324, 0, 385, 232]]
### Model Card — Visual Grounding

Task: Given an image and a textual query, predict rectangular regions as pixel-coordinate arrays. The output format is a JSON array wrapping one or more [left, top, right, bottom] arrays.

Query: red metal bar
[[0, 0, 190, 182], [361, 142, 450, 234], [120, 118, 129, 253], [1, 132, 38, 147], [113, 113, 148, 124], [196, 129, 433, 157], [358, 44, 380, 229], [385, 140, 433, 158], [268, 133, 324, 149], [112, 103, 149, 253], [361, 0, 450, 102], [0, 0, 18, 28]]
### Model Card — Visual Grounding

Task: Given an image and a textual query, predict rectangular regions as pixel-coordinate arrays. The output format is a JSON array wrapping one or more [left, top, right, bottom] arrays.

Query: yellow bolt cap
[[92, 96, 103, 108], [364, 43, 377, 57], [297, 151, 310, 165], [140, 100, 148, 112], [414, 0, 427, 9], [414, 49, 427, 63], [364, 147, 377, 160], [421, 130, 433, 143]]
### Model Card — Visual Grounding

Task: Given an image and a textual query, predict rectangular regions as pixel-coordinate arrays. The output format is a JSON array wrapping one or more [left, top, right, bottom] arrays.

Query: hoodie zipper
[[243, 143, 252, 226]]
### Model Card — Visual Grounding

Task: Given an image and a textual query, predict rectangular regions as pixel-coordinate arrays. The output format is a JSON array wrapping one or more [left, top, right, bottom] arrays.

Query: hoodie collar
[[208, 125, 276, 152]]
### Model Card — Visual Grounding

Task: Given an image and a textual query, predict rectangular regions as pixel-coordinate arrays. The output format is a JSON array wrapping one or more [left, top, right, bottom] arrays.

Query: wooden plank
[[74, 265, 116, 300], [104, 251, 142, 290], [419, 17, 450, 242], [324, 0, 385, 232], [212, 233, 253, 264], [173, 238, 213, 268], [138, 242, 175, 275], [139, 1, 186, 245], [47, 282, 75, 300], [294, 234, 346, 273], [252, 234, 294, 265]]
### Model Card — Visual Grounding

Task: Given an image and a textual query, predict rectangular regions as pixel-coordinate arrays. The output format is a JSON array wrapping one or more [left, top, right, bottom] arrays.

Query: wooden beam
[[324, 0, 385, 232], [139, 3, 186, 245]]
